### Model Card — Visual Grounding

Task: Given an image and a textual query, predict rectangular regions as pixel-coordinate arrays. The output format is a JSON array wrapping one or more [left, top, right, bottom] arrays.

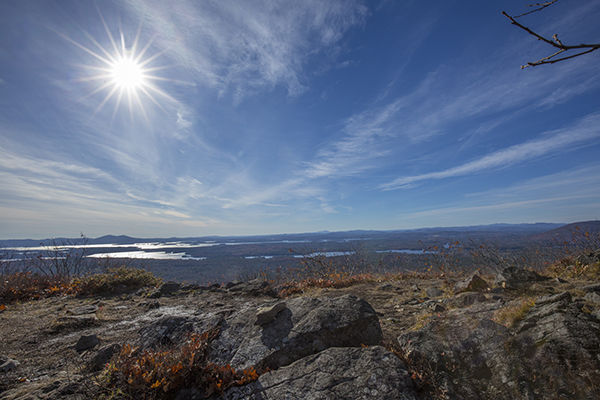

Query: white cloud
[[381, 112, 600, 190], [394, 165, 600, 226], [125, 0, 367, 100]]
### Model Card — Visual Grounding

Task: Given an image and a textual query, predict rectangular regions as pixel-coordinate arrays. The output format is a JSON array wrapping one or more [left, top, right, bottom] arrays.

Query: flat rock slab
[[210, 294, 382, 370], [0, 372, 85, 400], [223, 346, 417, 400], [494, 266, 550, 289], [66, 304, 99, 315]]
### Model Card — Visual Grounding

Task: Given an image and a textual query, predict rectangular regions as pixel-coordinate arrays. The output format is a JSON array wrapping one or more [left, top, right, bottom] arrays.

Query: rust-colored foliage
[[0, 271, 81, 303], [101, 328, 262, 399], [0, 266, 161, 304]]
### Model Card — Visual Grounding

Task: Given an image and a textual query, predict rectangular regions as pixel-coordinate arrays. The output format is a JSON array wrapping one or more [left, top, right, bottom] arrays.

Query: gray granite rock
[[255, 302, 286, 326], [494, 266, 550, 289], [452, 291, 488, 307], [585, 291, 600, 305], [425, 288, 446, 298], [90, 344, 121, 371], [398, 290, 600, 399], [223, 346, 417, 400], [67, 304, 99, 315], [209, 294, 382, 371], [454, 273, 489, 294], [76, 334, 99, 352], [0, 356, 19, 373]]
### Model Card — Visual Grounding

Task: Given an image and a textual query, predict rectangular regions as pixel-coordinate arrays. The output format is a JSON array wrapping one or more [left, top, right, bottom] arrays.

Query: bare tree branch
[[502, 10, 600, 68], [515, 0, 560, 18]]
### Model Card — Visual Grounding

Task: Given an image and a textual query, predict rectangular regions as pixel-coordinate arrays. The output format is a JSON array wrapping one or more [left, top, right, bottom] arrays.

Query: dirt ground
[[0, 274, 596, 395]]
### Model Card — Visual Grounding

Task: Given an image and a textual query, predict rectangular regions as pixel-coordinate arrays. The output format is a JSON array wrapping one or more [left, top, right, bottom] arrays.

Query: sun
[[58, 11, 177, 122], [110, 56, 145, 90]]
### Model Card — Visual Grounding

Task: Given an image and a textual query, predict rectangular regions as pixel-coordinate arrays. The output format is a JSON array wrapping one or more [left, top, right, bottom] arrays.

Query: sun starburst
[[58, 8, 177, 123]]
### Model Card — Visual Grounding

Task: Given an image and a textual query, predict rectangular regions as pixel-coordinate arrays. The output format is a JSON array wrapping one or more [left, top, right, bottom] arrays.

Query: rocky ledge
[[1, 269, 600, 399]]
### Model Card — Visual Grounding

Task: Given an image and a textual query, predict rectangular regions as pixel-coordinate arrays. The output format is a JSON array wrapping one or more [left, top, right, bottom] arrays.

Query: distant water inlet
[[87, 251, 207, 261]]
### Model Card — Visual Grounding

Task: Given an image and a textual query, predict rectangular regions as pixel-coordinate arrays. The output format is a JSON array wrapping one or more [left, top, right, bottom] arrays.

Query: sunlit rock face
[[398, 291, 600, 399], [209, 294, 383, 371]]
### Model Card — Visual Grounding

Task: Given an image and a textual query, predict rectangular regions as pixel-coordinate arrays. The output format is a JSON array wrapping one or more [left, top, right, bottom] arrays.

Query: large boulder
[[397, 291, 600, 399], [222, 346, 417, 400], [454, 273, 489, 294], [136, 311, 226, 350], [209, 294, 382, 370], [494, 266, 550, 289]]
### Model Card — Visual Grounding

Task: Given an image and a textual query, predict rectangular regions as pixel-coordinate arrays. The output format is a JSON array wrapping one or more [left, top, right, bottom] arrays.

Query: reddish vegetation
[[102, 328, 262, 399]]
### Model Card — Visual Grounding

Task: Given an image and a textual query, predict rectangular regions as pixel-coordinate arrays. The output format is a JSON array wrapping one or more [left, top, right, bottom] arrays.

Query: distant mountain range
[[0, 222, 570, 248], [529, 221, 600, 242]]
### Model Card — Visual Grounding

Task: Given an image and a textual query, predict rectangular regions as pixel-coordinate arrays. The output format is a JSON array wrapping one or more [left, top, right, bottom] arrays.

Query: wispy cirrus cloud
[[300, 38, 600, 184], [124, 0, 367, 100], [394, 165, 600, 226], [381, 112, 600, 190]]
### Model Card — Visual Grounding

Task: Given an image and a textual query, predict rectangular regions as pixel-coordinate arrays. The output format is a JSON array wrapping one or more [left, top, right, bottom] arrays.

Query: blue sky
[[1, 0, 599, 239]]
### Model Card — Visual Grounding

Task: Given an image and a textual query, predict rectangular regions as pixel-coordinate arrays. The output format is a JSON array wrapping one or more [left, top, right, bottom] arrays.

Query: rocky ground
[[1, 269, 600, 399]]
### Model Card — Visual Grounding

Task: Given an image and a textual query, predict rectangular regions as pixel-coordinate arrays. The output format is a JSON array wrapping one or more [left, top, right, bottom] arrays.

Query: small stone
[[585, 291, 600, 305], [426, 288, 446, 298], [431, 304, 447, 313], [91, 344, 122, 371], [76, 334, 100, 352], [0, 356, 19, 372], [377, 283, 395, 291], [255, 302, 287, 326]]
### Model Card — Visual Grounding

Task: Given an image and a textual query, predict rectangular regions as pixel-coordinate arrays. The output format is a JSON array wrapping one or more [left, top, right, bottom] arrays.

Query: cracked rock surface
[[223, 346, 417, 400]]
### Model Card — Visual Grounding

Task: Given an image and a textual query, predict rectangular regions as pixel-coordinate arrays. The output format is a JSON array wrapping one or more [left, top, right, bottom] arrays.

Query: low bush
[[545, 259, 600, 280], [0, 271, 78, 303], [78, 266, 162, 295], [0, 266, 161, 304], [99, 328, 260, 399]]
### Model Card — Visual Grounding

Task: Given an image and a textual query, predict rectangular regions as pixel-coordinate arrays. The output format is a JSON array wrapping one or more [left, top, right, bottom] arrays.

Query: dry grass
[[0, 266, 161, 304], [493, 297, 536, 327], [98, 328, 261, 399], [545, 259, 600, 280]]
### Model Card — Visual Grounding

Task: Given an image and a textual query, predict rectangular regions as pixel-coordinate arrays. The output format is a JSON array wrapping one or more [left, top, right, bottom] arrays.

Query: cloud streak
[[125, 0, 367, 100], [381, 112, 600, 190]]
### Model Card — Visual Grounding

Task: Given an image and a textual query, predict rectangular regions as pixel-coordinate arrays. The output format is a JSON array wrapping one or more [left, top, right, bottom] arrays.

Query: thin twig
[[502, 11, 600, 68], [515, 0, 560, 18]]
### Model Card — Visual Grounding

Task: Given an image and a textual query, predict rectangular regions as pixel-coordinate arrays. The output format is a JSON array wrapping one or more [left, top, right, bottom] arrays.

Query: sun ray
[[59, 6, 177, 123], [80, 29, 118, 64], [134, 34, 157, 64], [111, 89, 125, 125], [94, 84, 121, 117], [138, 85, 168, 115]]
